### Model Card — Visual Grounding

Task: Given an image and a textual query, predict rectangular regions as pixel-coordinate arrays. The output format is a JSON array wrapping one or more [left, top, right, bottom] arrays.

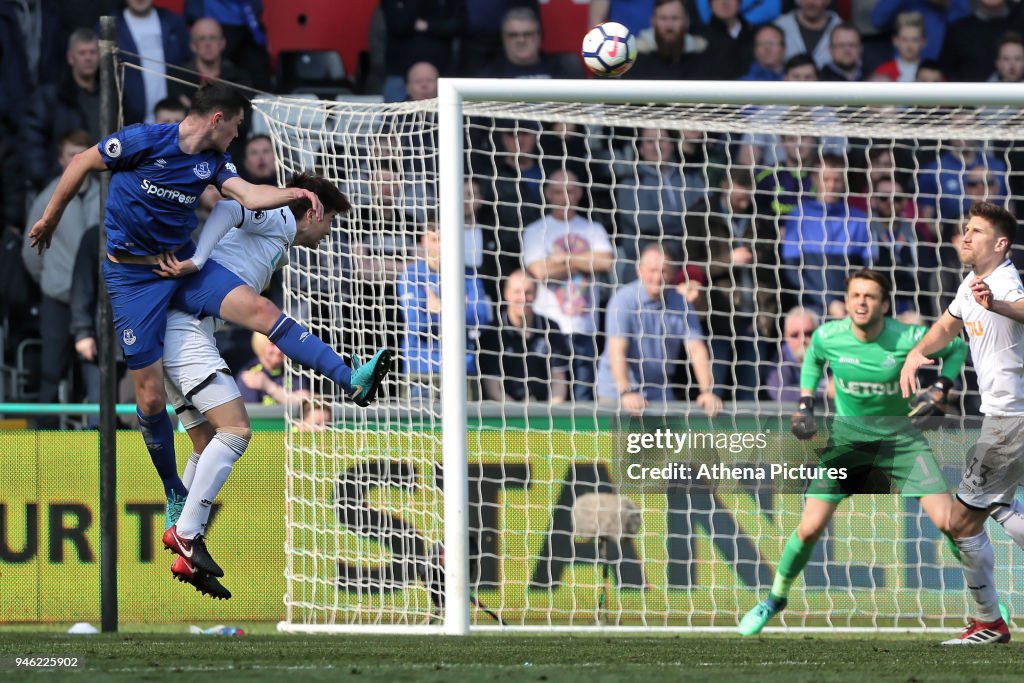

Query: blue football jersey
[[99, 123, 239, 255]]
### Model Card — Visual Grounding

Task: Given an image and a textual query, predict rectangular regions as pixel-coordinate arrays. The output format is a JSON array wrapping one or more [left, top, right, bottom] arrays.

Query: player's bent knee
[[949, 516, 985, 539], [948, 501, 988, 538], [253, 296, 282, 332], [136, 392, 167, 416], [796, 523, 824, 544], [218, 425, 252, 442], [213, 428, 251, 460], [186, 421, 215, 454], [134, 372, 168, 413]]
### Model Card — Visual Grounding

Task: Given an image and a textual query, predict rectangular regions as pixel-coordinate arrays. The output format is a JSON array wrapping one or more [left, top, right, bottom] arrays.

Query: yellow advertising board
[[2, 424, 1016, 627], [0, 432, 285, 623]]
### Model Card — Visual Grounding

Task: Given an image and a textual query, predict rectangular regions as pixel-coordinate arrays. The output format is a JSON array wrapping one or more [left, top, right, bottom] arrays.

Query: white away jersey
[[163, 202, 297, 398], [207, 201, 296, 294], [948, 259, 1024, 415]]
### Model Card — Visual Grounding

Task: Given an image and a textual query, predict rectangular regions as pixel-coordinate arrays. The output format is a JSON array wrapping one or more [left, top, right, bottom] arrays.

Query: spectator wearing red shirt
[[873, 12, 925, 82]]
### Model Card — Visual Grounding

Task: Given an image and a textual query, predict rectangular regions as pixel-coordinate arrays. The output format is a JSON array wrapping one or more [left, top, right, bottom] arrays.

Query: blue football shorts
[[103, 250, 245, 370]]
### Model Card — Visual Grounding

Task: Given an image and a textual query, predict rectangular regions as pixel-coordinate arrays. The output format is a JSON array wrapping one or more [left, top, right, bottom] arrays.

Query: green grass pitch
[[0, 628, 1021, 682]]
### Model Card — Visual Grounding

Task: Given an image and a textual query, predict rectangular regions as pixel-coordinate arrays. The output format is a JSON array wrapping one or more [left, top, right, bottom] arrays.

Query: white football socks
[[990, 498, 1024, 550], [182, 452, 201, 490], [175, 432, 248, 539], [954, 531, 1001, 623]]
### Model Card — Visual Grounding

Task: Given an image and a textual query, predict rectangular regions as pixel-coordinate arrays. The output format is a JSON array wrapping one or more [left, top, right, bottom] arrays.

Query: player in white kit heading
[[160, 173, 353, 598], [901, 201, 1024, 645]]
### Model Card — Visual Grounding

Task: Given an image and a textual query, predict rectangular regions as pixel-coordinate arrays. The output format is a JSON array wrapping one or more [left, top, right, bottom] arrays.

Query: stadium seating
[[276, 49, 353, 97]]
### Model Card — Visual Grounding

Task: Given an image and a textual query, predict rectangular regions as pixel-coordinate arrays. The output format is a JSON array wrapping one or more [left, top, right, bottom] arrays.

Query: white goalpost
[[260, 80, 1024, 635]]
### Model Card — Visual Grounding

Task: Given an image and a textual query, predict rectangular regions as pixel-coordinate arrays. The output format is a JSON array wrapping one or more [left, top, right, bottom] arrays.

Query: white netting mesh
[[259, 93, 1024, 631]]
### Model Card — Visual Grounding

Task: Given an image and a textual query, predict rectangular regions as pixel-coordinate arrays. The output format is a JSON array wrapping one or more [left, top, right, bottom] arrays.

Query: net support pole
[[438, 78, 470, 635], [98, 14, 118, 634]]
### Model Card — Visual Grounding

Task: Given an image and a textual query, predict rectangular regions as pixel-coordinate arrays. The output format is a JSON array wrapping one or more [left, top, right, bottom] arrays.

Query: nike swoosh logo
[[179, 541, 194, 558], [609, 37, 619, 57]]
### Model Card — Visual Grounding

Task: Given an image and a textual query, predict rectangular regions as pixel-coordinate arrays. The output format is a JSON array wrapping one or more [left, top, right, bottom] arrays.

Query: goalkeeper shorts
[[805, 433, 950, 502]]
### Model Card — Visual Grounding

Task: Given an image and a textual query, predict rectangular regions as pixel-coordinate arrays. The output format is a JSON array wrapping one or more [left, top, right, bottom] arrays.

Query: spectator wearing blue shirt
[[917, 129, 1009, 229], [589, 0, 655, 36], [740, 24, 786, 80], [781, 154, 872, 319], [398, 218, 492, 398], [597, 244, 721, 417], [693, 0, 781, 27]]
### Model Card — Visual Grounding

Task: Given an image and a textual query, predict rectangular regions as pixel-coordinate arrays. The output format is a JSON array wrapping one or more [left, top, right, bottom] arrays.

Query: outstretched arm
[[220, 176, 323, 220], [28, 147, 107, 252]]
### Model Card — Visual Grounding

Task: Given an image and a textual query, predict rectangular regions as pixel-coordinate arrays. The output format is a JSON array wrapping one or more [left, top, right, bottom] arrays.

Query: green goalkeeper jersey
[[801, 317, 967, 419]]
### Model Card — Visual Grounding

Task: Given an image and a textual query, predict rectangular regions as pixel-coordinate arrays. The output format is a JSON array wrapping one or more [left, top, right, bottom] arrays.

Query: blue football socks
[[267, 314, 353, 391], [137, 408, 188, 498]]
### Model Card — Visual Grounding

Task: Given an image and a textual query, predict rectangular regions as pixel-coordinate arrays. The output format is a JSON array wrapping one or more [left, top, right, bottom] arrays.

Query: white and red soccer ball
[[581, 21, 638, 78]]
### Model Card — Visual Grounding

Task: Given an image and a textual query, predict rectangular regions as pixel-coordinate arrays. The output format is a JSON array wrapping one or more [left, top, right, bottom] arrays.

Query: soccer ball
[[581, 22, 637, 78]]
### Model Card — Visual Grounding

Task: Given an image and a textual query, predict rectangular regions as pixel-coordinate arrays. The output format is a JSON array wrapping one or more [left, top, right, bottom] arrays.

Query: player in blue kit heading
[[28, 82, 392, 543]]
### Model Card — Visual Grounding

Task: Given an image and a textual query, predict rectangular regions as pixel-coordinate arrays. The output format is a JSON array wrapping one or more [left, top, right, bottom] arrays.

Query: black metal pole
[[98, 15, 118, 634]]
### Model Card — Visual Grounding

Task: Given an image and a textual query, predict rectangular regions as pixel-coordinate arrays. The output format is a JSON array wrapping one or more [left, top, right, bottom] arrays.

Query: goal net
[[259, 81, 1024, 633]]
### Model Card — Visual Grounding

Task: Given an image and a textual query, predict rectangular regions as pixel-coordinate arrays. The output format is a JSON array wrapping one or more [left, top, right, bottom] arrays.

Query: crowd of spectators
[[357, 0, 1024, 415], [4, 0, 1024, 421]]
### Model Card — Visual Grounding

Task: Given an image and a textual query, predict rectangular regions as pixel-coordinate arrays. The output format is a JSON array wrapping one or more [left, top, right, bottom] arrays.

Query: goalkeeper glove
[[908, 377, 954, 429], [790, 396, 817, 440]]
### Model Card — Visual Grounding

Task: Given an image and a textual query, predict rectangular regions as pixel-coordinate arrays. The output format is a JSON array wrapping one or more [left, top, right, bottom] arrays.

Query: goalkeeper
[[739, 268, 976, 635]]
